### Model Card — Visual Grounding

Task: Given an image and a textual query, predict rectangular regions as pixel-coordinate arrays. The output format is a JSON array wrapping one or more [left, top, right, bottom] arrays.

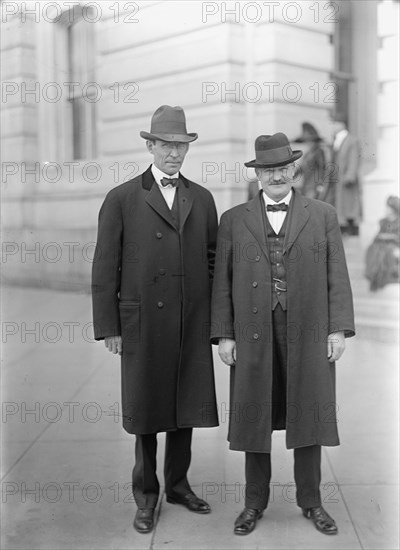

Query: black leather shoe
[[234, 507, 263, 535], [133, 508, 155, 533], [302, 506, 338, 535], [166, 493, 211, 514]]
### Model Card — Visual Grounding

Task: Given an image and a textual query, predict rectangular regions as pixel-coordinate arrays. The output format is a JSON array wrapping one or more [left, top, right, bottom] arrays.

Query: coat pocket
[[119, 301, 141, 349]]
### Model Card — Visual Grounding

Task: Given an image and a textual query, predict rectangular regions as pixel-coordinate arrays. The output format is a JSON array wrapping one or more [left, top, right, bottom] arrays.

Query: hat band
[[151, 122, 188, 134], [256, 145, 293, 164]]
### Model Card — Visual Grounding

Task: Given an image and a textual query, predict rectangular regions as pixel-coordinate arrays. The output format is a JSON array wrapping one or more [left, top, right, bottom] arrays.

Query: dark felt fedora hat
[[294, 122, 322, 143], [140, 105, 198, 142], [244, 133, 302, 168]]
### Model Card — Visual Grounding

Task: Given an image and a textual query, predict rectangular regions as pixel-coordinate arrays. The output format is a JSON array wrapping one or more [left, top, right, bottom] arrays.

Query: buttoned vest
[[261, 205, 289, 311]]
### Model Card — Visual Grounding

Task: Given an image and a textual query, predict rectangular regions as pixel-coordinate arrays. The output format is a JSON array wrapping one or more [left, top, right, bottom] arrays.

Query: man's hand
[[218, 338, 236, 366], [105, 336, 122, 355], [327, 331, 345, 362]]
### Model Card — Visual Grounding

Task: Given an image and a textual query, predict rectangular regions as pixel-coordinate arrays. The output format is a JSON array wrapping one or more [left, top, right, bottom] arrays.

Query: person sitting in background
[[293, 122, 327, 199], [365, 195, 400, 291]]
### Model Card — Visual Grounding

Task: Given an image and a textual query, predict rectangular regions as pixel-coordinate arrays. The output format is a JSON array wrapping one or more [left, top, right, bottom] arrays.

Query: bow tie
[[267, 203, 288, 212], [161, 177, 180, 188]]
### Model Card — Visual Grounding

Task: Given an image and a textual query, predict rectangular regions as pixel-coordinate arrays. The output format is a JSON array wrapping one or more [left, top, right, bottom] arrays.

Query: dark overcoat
[[210, 189, 355, 452], [299, 144, 326, 199], [92, 166, 219, 434]]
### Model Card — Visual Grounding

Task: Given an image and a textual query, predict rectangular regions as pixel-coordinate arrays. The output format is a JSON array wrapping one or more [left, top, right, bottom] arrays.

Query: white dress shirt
[[333, 129, 348, 152], [151, 164, 179, 210], [262, 189, 292, 234]]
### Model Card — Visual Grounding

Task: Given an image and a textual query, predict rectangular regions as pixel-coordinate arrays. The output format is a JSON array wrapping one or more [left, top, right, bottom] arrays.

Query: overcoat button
[[159, 269, 166, 275], [252, 307, 258, 313], [253, 333, 259, 340], [255, 255, 260, 261], [156, 232, 163, 239], [252, 281, 258, 288], [157, 301, 164, 308]]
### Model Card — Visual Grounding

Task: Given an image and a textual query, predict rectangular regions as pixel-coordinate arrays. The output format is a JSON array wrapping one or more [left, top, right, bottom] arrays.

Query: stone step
[[343, 238, 399, 342]]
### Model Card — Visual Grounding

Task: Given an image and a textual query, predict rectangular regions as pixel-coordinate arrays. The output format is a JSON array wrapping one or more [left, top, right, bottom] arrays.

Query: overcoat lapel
[[142, 165, 193, 231], [145, 180, 178, 230], [243, 188, 310, 260], [142, 165, 172, 223], [283, 189, 310, 255], [177, 174, 194, 231], [244, 192, 270, 262]]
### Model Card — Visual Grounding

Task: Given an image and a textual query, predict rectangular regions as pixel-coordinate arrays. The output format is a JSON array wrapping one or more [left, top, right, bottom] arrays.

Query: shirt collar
[[151, 164, 179, 186], [262, 188, 293, 207]]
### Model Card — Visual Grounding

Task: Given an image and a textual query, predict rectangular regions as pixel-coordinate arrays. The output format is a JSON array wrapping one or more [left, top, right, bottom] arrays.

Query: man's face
[[256, 163, 295, 202], [147, 139, 189, 175]]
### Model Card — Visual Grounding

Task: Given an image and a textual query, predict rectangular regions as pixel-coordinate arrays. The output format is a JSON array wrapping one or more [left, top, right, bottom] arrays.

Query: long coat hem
[[228, 437, 340, 453], [123, 422, 220, 435]]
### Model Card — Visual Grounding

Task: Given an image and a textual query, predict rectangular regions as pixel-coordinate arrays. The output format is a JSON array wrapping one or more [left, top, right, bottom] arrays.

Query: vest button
[[252, 281, 258, 288], [255, 255, 260, 261], [252, 307, 258, 313], [253, 333, 259, 340], [157, 301, 164, 308], [156, 232, 163, 239]]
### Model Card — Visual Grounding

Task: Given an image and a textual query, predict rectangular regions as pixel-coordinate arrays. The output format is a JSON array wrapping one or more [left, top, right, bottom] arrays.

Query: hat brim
[[140, 131, 198, 143], [244, 150, 303, 168]]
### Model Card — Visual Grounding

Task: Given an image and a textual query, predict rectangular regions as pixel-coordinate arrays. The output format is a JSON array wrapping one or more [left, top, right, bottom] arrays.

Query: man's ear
[[255, 168, 261, 179], [146, 140, 155, 154]]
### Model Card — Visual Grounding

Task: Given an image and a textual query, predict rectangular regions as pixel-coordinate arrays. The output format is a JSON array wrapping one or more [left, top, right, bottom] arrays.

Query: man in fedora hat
[[92, 105, 219, 533], [211, 132, 355, 536]]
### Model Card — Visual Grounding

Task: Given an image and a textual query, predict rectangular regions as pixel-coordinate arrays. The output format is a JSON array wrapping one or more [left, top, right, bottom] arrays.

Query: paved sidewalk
[[1, 279, 399, 549]]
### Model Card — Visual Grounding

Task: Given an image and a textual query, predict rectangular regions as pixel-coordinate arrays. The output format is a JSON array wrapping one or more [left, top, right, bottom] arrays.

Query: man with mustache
[[92, 105, 219, 534], [211, 133, 355, 536]]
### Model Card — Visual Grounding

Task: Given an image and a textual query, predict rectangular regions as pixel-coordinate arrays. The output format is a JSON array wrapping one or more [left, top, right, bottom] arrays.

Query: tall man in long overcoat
[[327, 116, 362, 235], [92, 105, 219, 534], [211, 133, 355, 536]]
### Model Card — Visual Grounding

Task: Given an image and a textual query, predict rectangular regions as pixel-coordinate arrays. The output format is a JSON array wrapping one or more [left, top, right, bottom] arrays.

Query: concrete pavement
[[1, 240, 399, 549]]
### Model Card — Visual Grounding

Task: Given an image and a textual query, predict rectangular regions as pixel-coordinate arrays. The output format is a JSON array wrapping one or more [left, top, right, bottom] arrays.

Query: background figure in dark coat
[[247, 178, 261, 200], [327, 116, 362, 235], [92, 106, 219, 534], [211, 133, 355, 537], [293, 122, 327, 199], [365, 195, 400, 291]]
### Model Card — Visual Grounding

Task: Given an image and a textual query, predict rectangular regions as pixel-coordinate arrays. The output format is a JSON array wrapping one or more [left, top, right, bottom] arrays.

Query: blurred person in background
[[293, 122, 327, 199], [211, 132, 355, 537], [327, 114, 362, 236], [92, 105, 219, 534], [365, 195, 400, 291]]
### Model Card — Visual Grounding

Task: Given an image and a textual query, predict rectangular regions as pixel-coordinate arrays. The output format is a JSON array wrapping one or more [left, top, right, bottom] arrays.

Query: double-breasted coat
[[92, 166, 219, 434], [210, 189, 355, 453]]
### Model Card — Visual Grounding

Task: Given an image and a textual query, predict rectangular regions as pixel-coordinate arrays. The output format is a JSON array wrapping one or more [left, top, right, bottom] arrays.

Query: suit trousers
[[132, 428, 193, 509], [244, 304, 322, 511]]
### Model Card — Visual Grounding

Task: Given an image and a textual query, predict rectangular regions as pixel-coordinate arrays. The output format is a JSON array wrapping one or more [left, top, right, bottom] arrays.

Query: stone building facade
[[1, 0, 398, 289]]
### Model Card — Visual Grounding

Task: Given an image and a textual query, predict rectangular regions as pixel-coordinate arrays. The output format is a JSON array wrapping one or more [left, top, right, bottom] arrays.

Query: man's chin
[[165, 164, 181, 174]]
